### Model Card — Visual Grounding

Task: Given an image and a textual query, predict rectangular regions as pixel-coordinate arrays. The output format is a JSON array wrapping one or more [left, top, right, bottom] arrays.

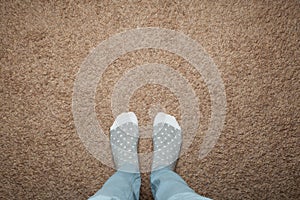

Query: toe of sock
[[154, 112, 181, 130], [111, 112, 138, 130]]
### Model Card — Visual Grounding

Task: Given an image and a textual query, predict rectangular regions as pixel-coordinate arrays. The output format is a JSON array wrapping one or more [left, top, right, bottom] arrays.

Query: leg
[[89, 112, 141, 200], [151, 168, 210, 200], [89, 171, 140, 200], [151, 112, 211, 200]]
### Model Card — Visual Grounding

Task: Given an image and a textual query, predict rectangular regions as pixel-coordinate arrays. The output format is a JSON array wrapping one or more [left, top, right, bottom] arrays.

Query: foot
[[152, 112, 182, 171], [110, 112, 139, 173]]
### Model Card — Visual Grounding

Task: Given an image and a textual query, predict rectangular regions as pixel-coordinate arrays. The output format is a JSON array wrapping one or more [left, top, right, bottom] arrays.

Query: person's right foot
[[152, 112, 182, 171]]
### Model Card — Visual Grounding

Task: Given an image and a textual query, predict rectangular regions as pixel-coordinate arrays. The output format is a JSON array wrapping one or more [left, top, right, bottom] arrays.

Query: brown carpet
[[1, 0, 299, 199]]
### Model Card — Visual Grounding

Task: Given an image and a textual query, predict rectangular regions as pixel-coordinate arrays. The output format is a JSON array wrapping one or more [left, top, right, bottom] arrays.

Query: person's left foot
[[110, 112, 139, 173]]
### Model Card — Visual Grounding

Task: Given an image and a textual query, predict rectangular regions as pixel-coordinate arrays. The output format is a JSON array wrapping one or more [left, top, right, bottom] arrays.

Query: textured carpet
[[1, 0, 299, 199]]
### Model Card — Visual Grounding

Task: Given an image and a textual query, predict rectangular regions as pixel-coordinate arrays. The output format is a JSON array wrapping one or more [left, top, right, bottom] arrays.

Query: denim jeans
[[89, 168, 211, 200]]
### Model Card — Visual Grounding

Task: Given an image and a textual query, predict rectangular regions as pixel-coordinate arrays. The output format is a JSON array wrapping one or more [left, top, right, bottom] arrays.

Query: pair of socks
[[110, 112, 182, 173]]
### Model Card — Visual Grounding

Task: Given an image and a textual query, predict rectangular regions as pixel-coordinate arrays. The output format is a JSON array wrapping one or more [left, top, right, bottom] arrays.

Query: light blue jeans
[[89, 168, 211, 200]]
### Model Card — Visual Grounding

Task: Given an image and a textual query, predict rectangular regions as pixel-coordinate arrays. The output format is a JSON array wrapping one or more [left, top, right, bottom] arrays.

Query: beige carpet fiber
[[1, 0, 299, 199]]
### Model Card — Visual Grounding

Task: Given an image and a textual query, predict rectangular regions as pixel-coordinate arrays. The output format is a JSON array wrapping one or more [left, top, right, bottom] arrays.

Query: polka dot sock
[[152, 112, 182, 171], [110, 112, 139, 173]]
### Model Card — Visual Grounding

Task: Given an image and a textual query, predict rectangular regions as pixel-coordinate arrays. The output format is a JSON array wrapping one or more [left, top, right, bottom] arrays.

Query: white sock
[[152, 112, 182, 171], [110, 112, 139, 173]]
